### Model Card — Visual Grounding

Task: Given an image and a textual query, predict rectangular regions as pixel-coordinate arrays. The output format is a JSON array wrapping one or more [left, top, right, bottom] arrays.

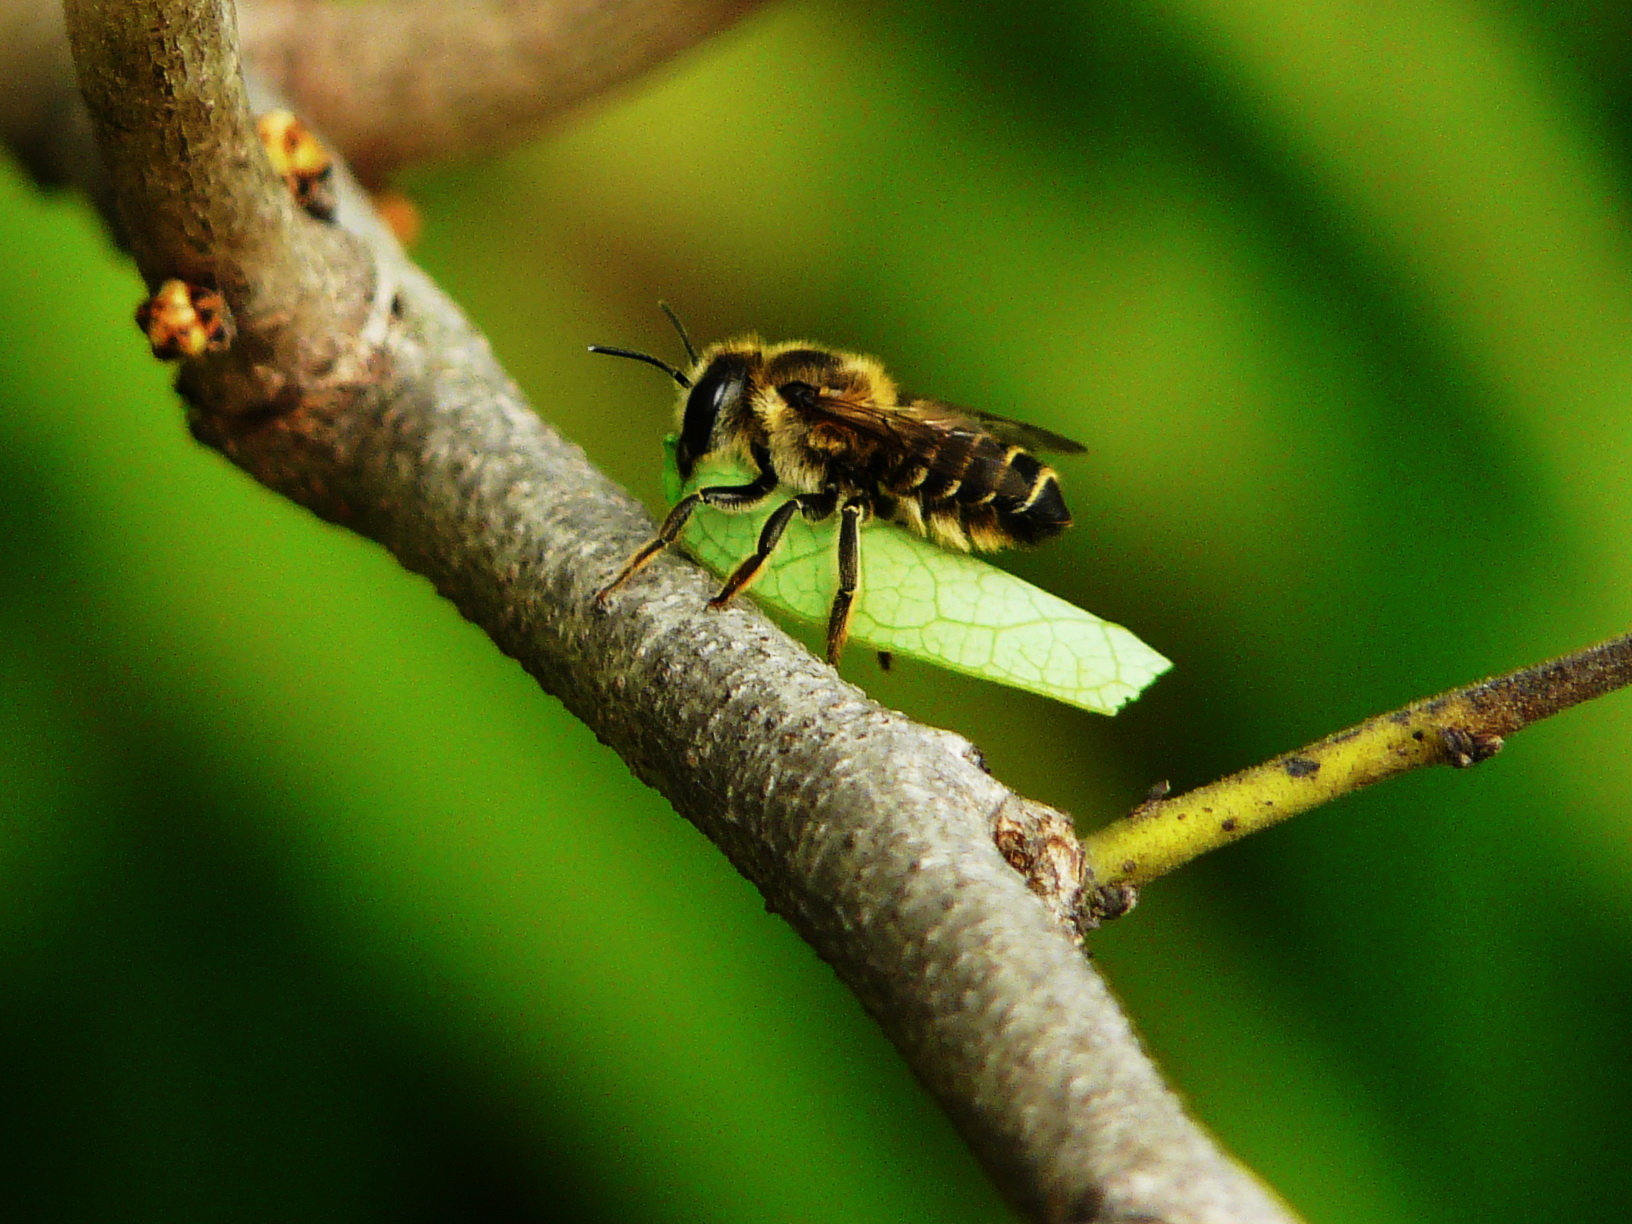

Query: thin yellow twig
[[1082, 630, 1632, 892]]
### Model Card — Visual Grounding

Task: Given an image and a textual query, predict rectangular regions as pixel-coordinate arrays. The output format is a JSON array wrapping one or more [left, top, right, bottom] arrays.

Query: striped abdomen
[[877, 428, 1071, 551]]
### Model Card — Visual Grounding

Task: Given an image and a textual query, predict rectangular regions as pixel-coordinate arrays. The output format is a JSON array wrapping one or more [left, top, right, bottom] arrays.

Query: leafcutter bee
[[592, 306, 1085, 666]]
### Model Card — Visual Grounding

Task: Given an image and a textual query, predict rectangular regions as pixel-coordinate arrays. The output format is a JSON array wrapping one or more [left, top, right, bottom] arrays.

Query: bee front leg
[[826, 500, 867, 666], [596, 494, 703, 602], [598, 454, 780, 602]]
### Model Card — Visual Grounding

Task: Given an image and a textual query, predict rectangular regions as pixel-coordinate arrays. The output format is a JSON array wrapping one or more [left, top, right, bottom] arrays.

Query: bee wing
[[794, 390, 955, 448], [794, 391, 1085, 456], [965, 409, 1086, 454], [902, 398, 1086, 454]]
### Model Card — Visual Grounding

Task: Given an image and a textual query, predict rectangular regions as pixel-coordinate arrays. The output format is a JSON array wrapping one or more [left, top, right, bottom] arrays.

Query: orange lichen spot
[[257, 108, 336, 221], [135, 279, 234, 361]]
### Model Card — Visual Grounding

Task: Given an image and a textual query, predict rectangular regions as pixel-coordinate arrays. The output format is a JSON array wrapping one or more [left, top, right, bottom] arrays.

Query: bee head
[[676, 352, 752, 480], [590, 304, 758, 481]]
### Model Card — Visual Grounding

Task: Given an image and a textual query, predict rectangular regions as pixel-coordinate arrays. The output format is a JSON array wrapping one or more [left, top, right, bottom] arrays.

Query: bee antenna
[[657, 301, 700, 366], [586, 345, 694, 389]]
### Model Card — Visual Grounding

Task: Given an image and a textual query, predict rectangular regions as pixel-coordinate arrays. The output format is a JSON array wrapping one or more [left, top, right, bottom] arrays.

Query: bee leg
[[597, 493, 702, 602], [876, 651, 893, 672], [708, 498, 801, 608], [598, 461, 780, 603], [708, 491, 836, 607], [825, 500, 866, 666], [694, 451, 780, 512]]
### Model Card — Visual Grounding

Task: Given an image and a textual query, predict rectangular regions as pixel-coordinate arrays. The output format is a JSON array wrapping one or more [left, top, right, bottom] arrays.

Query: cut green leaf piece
[[661, 438, 1171, 715]]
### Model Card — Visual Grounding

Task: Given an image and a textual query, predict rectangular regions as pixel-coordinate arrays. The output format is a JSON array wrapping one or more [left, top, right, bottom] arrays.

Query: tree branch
[[64, 0, 381, 416], [236, 0, 772, 184], [1083, 632, 1632, 890], [46, 3, 1293, 1222]]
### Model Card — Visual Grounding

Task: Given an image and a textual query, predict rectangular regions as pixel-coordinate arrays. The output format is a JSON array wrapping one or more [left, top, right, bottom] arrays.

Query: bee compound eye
[[677, 354, 750, 478]]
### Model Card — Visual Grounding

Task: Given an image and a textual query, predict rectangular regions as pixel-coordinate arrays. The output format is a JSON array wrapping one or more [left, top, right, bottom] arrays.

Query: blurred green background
[[5, 0, 1632, 1219]]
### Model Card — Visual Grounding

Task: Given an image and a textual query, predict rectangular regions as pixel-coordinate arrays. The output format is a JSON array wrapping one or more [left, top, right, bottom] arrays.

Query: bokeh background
[[5, 1, 1632, 1220]]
